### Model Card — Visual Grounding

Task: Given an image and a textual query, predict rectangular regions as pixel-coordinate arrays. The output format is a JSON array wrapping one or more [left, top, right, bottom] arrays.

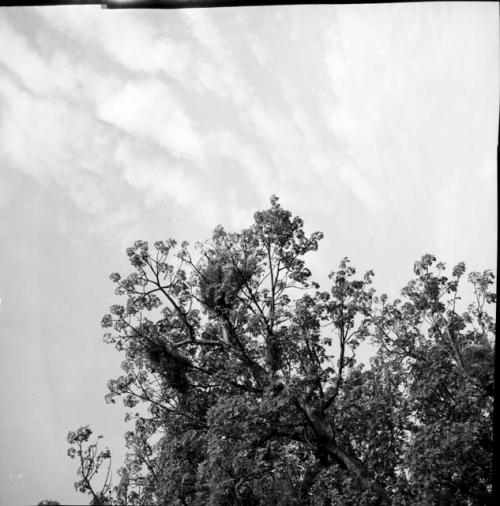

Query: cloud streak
[[98, 79, 205, 160]]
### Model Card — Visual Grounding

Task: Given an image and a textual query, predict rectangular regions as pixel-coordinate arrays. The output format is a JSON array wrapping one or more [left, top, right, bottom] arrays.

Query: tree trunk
[[298, 460, 325, 505], [305, 405, 389, 505], [323, 439, 389, 504]]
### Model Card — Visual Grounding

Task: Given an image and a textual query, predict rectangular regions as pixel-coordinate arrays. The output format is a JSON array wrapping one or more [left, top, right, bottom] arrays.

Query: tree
[[66, 425, 113, 505], [69, 196, 494, 505]]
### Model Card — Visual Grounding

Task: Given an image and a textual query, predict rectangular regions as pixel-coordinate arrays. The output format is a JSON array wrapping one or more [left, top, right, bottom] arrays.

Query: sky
[[0, 2, 497, 504]]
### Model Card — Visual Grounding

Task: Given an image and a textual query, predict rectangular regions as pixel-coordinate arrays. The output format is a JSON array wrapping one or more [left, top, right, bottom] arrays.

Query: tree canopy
[[60, 196, 494, 505]]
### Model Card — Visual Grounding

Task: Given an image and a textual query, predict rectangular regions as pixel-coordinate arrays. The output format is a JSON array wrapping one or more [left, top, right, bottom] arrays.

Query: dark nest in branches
[[144, 339, 192, 394], [199, 261, 253, 315]]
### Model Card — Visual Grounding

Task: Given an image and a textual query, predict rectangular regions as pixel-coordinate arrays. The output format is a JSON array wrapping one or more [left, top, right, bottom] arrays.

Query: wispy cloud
[[37, 6, 192, 81], [0, 3, 497, 247], [97, 79, 205, 160], [322, 2, 499, 223]]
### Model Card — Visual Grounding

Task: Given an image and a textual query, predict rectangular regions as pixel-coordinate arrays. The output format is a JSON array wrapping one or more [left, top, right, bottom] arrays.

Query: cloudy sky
[[0, 2, 497, 504]]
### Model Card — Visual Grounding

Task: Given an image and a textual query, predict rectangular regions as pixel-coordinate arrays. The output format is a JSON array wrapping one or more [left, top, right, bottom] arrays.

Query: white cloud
[[243, 102, 309, 184], [38, 7, 191, 81], [322, 2, 498, 221], [337, 164, 383, 215], [90, 203, 143, 249], [0, 73, 116, 179], [0, 171, 13, 208], [0, 16, 55, 95], [101, 15, 191, 80], [0, 14, 120, 221], [0, 77, 74, 178], [115, 141, 196, 206], [113, 139, 224, 231], [0, 15, 121, 104], [211, 130, 273, 195], [0, 3, 496, 252], [97, 79, 205, 161], [185, 9, 255, 105]]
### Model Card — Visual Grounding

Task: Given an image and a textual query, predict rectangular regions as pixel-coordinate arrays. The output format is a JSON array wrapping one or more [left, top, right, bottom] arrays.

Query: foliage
[[66, 425, 113, 505], [66, 196, 494, 505]]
